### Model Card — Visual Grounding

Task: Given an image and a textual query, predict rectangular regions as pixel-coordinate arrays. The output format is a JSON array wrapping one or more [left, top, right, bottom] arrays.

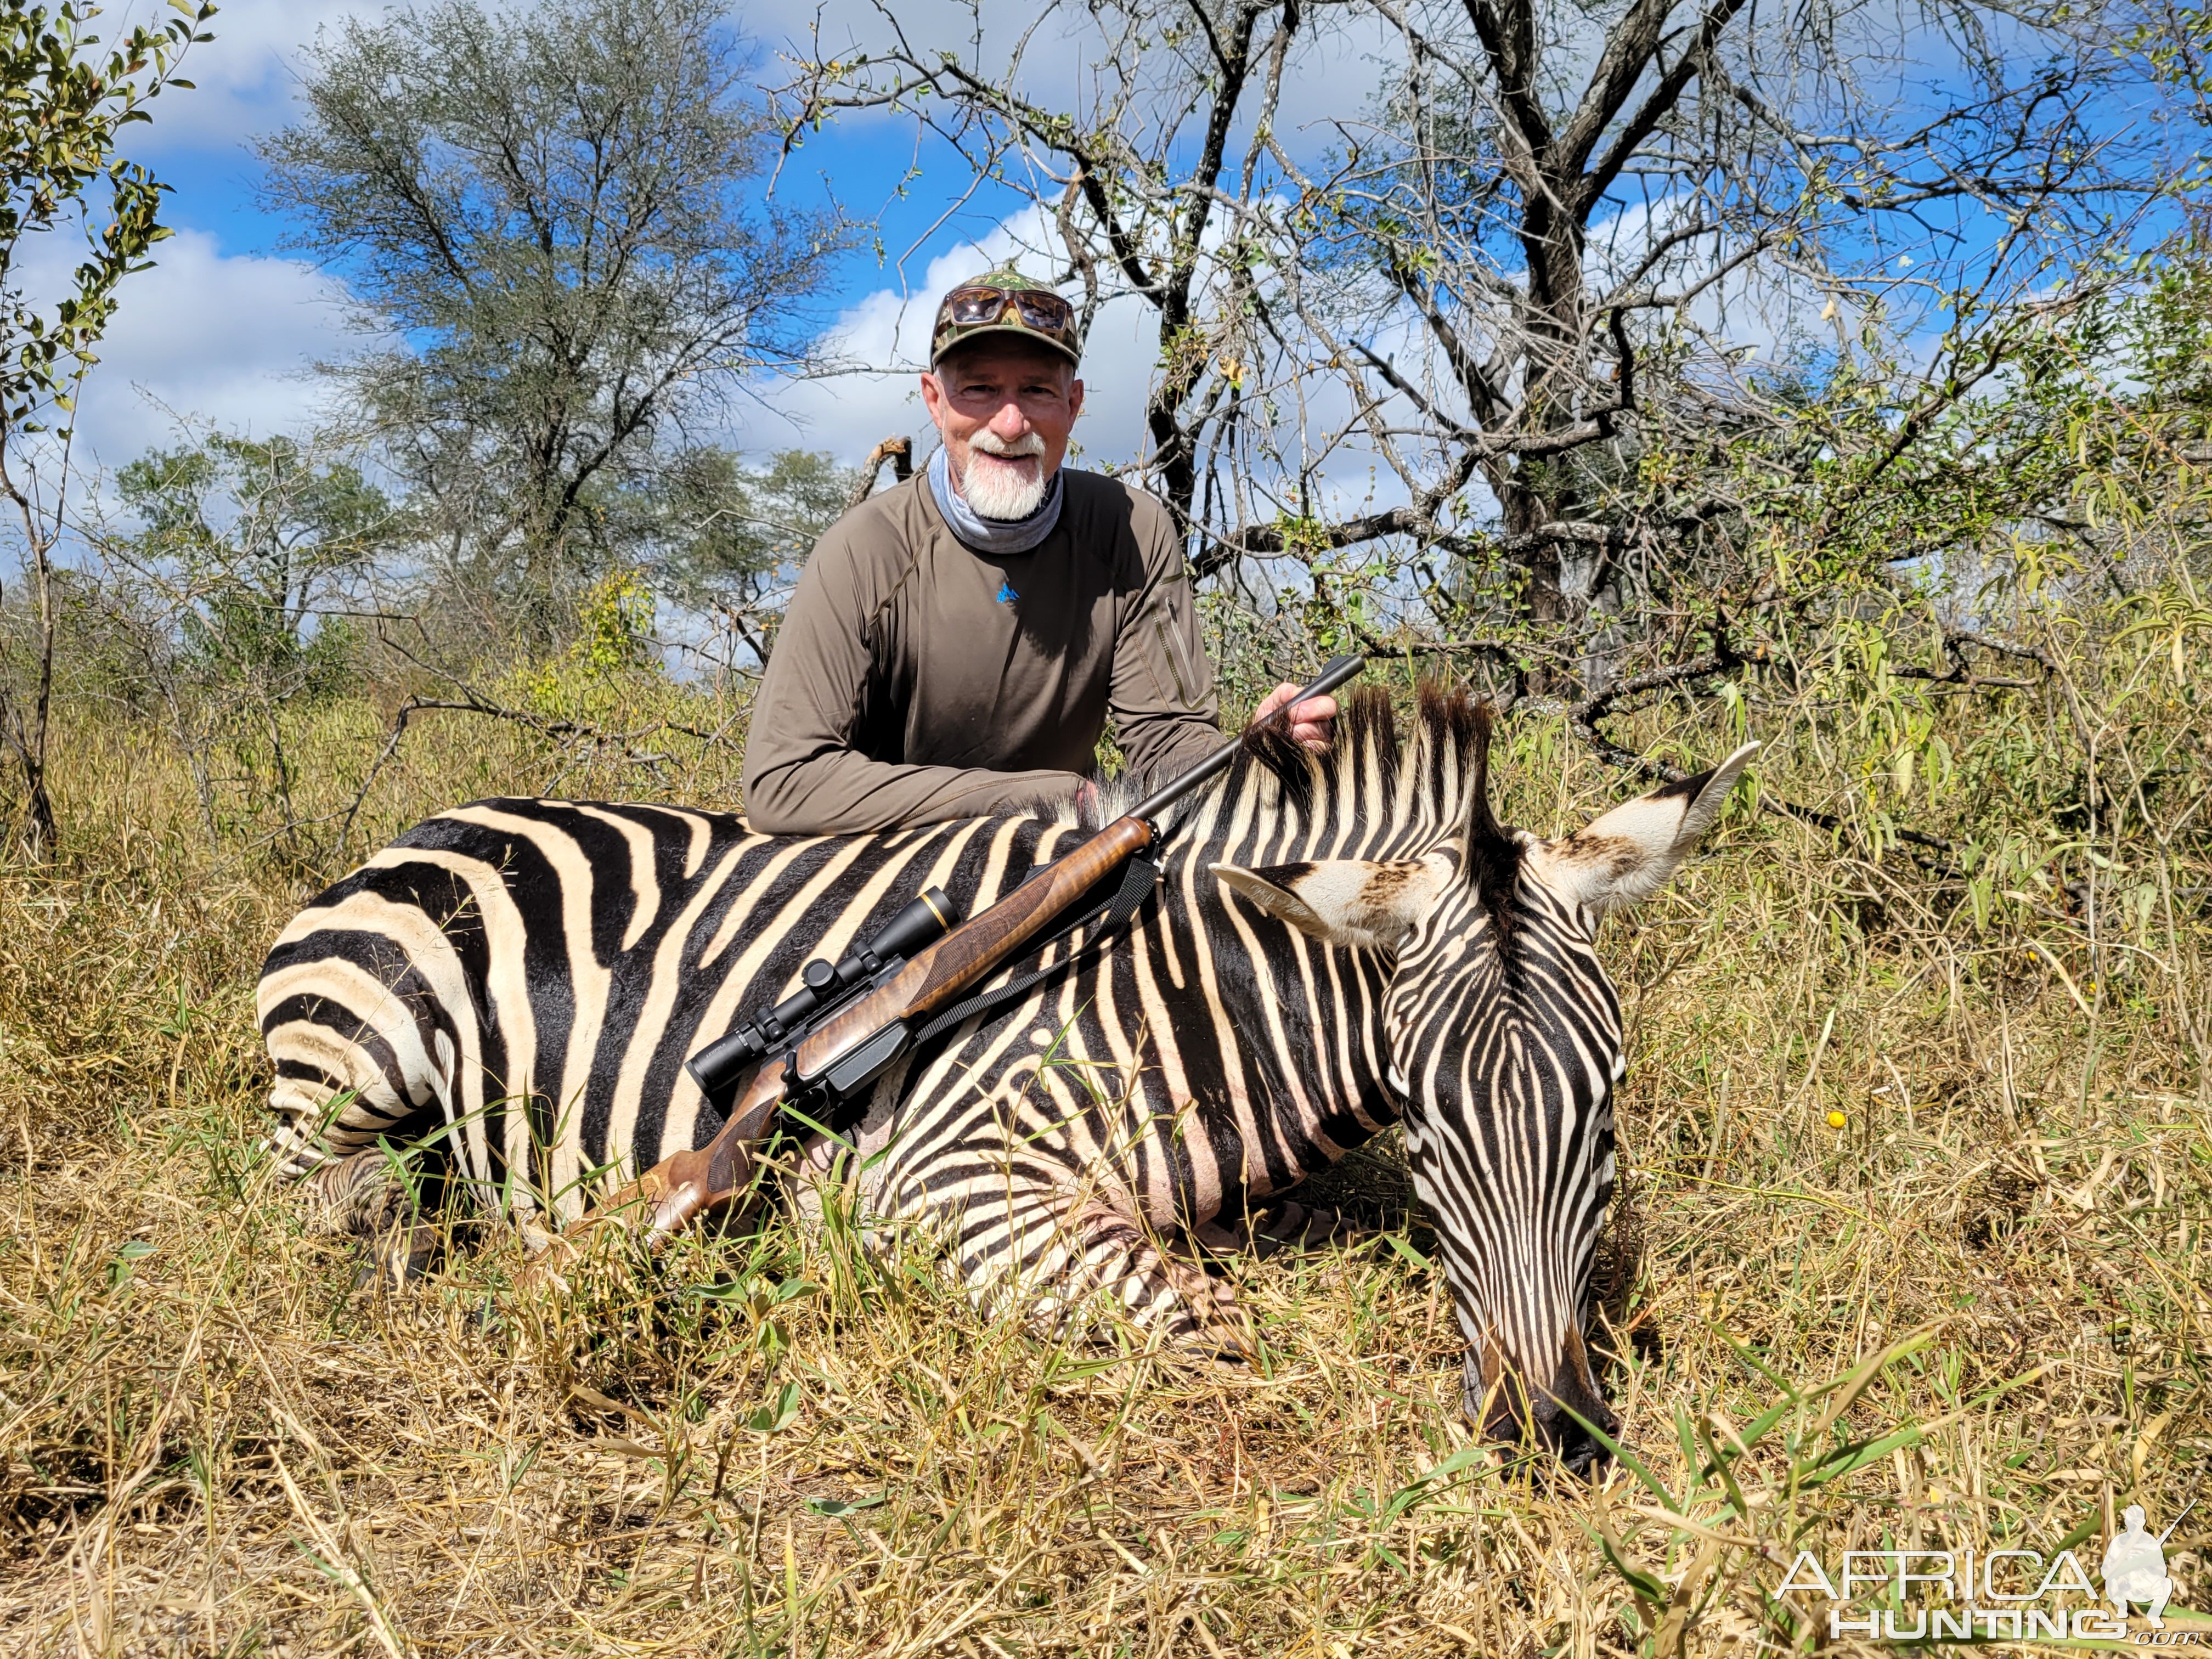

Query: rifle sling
[[909, 853, 1161, 1049]]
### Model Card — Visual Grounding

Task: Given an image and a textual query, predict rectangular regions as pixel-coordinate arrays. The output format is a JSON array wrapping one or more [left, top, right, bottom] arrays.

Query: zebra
[[258, 684, 1755, 1458]]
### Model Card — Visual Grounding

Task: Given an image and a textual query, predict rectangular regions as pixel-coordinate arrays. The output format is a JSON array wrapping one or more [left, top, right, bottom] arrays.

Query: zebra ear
[[1536, 742, 1761, 912], [1211, 858, 1445, 951]]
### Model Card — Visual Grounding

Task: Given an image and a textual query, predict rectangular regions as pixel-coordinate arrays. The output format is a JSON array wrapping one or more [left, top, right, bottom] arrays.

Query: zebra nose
[[1460, 1351, 1618, 1472], [1533, 1388, 1618, 1474]]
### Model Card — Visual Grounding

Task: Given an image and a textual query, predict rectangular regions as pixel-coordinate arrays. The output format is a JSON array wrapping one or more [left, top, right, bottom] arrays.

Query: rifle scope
[[686, 886, 961, 1098]]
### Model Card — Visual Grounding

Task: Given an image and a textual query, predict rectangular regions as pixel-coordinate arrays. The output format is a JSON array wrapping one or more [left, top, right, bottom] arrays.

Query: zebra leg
[[988, 1195, 1251, 1356], [1192, 1198, 1369, 1261], [299, 1149, 442, 1288]]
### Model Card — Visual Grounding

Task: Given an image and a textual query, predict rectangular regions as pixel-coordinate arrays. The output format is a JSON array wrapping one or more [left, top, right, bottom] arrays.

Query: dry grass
[[1, 651, 2208, 1657]]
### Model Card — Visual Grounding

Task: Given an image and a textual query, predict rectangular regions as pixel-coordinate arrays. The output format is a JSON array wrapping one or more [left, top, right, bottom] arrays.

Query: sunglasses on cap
[[932, 284, 1081, 362]]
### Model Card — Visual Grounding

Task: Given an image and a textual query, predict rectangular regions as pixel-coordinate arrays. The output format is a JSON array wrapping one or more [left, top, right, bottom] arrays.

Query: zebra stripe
[[259, 686, 1754, 1449]]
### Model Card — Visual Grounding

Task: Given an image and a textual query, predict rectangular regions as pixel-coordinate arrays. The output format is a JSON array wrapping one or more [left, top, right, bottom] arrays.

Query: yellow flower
[[1827, 1110, 1848, 1129]]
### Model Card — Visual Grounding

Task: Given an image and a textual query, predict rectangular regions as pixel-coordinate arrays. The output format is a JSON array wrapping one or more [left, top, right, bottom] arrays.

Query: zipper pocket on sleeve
[[1154, 611, 1194, 705]]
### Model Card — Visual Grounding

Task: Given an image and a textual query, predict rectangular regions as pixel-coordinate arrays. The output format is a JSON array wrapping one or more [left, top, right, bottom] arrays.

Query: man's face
[[920, 341, 1085, 521]]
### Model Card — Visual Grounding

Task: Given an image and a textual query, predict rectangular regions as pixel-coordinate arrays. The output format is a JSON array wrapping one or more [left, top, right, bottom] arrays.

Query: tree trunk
[[13, 749, 55, 860], [1511, 201, 1592, 643], [0, 499, 60, 860]]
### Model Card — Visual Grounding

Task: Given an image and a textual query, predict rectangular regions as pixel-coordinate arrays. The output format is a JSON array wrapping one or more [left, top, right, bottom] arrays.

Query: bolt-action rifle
[[555, 654, 1365, 1256]]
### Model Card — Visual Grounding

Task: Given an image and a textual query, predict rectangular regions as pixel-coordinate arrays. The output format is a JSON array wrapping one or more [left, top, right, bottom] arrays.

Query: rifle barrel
[[1128, 653, 1364, 824], [2158, 1496, 2198, 1543]]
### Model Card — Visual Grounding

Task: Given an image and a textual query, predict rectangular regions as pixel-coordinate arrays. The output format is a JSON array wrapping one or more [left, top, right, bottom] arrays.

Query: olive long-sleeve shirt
[[741, 468, 1223, 834]]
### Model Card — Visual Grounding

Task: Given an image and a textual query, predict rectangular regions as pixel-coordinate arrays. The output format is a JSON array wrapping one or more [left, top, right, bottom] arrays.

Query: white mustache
[[969, 431, 1045, 460]]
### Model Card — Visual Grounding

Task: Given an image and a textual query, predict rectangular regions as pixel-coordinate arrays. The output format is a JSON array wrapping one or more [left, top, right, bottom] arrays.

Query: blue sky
[[64, 0, 2187, 492], [67, 0, 1069, 473]]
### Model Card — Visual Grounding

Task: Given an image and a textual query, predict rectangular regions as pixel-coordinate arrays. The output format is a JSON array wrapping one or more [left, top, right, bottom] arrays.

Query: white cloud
[[68, 228, 353, 465], [128, 0, 392, 152]]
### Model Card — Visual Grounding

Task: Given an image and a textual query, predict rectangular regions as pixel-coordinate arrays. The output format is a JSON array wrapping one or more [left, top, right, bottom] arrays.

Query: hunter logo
[[2107, 1504, 2181, 1628], [1774, 1501, 2198, 1645]]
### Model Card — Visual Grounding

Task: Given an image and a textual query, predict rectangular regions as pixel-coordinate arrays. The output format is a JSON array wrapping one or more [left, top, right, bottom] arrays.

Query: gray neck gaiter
[[928, 443, 1064, 555]]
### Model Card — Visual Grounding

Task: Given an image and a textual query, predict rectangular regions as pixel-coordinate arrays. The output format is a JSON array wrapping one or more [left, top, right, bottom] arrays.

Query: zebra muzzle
[[1462, 1331, 1618, 1472]]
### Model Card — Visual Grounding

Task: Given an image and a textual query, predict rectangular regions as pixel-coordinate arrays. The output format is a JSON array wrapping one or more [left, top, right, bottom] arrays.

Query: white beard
[[958, 433, 1050, 520]]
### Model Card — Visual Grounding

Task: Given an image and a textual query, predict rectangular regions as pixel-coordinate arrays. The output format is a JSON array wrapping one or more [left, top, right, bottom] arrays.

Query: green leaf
[[1798, 1424, 1925, 1489], [1377, 1445, 1486, 1523], [1383, 1233, 1433, 1269], [1559, 1402, 1677, 1510], [803, 1493, 884, 1517], [746, 1380, 800, 1435], [2050, 1506, 2102, 1555], [1813, 1322, 1944, 1436]]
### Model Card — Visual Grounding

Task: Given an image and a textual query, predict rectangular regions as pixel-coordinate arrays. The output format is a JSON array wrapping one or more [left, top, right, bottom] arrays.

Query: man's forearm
[[743, 752, 1088, 836]]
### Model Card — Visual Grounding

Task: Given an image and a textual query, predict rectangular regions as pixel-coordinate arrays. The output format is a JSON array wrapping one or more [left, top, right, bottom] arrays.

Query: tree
[[66, 429, 390, 853], [0, 0, 211, 856], [785, 0, 2170, 667], [115, 430, 394, 686], [628, 446, 855, 669], [259, 0, 844, 644]]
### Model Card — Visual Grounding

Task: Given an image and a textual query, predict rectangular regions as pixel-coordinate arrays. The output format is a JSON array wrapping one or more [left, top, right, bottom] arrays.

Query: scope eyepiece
[[862, 888, 960, 967]]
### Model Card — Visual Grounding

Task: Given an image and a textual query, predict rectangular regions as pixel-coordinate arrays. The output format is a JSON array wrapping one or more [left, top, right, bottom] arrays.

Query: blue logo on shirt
[[996, 580, 1019, 605]]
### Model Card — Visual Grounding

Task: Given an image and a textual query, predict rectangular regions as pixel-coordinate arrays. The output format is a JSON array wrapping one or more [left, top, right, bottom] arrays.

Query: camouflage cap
[[930, 266, 1082, 368]]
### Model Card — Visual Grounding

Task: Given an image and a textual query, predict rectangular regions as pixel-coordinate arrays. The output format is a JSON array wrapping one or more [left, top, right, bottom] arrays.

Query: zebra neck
[[1129, 842, 1402, 1194]]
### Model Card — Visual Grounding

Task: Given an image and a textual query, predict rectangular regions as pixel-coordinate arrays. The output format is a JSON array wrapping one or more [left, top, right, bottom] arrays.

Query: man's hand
[[1251, 682, 1337, 751]]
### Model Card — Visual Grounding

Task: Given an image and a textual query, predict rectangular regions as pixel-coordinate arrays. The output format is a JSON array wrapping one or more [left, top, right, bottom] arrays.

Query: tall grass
[[1, 578, 2207, 1655]]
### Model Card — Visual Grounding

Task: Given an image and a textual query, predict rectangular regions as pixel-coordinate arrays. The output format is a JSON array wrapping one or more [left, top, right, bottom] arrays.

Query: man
[[741, 266, 1334, 835]]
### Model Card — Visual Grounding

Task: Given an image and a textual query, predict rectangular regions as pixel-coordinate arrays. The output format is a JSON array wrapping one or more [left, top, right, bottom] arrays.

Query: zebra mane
[[1071, 682, 1526, 927], [1231, 681, 1486, 830]]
